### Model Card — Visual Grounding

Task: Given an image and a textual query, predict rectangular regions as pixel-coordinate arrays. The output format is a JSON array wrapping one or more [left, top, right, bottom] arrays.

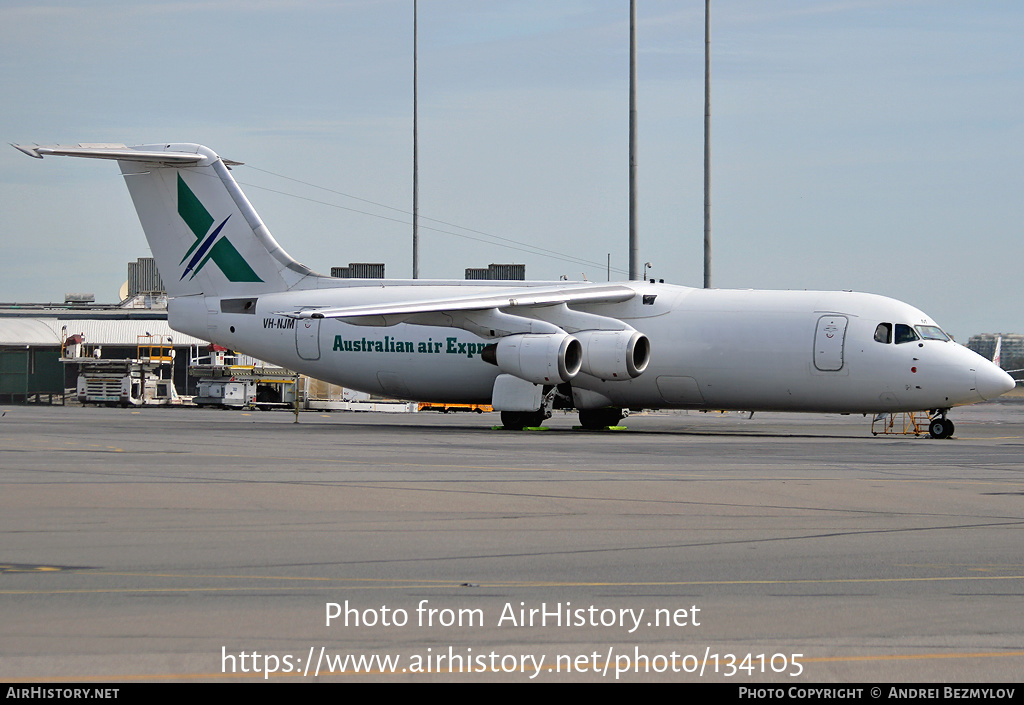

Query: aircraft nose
[[976, 363, 1016, 401]]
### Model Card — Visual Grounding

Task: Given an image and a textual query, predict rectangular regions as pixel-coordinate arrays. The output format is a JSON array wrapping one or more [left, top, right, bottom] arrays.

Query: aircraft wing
[[279, 282, 653, 382], [280, 283, 636, 321]]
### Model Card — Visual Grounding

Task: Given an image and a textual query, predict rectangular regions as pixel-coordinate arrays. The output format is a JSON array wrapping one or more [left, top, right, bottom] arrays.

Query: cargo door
[[296, 319, 321, 361], [814, 315, 848, 371]]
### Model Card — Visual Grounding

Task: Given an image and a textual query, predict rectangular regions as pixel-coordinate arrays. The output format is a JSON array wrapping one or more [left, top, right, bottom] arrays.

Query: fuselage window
[[874, 322, 892, 344], [915, 325, 949, 342], [894, 324, 919, 345]]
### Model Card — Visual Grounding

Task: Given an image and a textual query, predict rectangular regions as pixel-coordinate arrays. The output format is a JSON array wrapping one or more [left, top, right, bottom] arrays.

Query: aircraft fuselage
[[169, 281, 1004, 414]]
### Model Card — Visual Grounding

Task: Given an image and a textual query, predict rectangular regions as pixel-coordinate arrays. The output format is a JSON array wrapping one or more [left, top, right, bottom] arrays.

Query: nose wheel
[[928, 414, 955, 439]]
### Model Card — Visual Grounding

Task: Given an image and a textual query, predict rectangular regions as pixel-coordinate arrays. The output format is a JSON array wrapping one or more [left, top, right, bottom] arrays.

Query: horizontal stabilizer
[[12, 143, 212, 165]]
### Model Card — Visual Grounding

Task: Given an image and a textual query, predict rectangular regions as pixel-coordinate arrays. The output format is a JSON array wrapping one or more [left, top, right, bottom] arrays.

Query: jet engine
[[574, 329, 651, 380], [481, 333, 583, 384]]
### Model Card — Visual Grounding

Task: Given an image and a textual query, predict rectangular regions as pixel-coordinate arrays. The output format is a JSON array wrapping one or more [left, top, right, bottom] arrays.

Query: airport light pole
[[412, 0, 420, 279], [703, 0, 712, 289], [628, 0, 639, 281]]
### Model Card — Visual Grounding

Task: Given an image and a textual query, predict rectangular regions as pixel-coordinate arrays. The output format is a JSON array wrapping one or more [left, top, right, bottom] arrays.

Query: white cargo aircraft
[[15, 142, 1014, 437]]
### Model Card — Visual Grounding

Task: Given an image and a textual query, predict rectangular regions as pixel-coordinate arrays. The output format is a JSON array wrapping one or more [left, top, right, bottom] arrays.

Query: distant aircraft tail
[[13, 143, 318, 298]]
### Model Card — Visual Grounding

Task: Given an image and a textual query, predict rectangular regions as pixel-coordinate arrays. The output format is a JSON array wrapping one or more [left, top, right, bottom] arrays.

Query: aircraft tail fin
[[14, 143, 319, 298]]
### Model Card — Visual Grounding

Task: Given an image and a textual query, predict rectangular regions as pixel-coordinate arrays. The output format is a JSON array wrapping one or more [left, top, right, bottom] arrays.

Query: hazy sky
[[2, 0, 1021, 339]]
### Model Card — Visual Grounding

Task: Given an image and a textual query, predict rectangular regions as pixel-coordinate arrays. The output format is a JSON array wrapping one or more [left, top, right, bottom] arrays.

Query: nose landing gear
[[928, 410, 955, 439]]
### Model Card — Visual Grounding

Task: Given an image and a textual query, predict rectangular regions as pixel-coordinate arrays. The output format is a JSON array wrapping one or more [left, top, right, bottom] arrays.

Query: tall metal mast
[[703, 0, 712, 289], [412, 0, 420, 279], [628, 0, 639, 281]]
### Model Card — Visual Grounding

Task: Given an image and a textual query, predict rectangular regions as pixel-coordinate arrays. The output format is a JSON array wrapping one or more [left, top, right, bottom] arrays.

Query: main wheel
[[578, 408, 624, 430], [928, 418, 954, 439], [501, 410, 546, 430]]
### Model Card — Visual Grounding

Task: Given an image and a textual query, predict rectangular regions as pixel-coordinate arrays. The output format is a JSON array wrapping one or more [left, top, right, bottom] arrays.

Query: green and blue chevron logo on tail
[[177, 175, 262, 282]]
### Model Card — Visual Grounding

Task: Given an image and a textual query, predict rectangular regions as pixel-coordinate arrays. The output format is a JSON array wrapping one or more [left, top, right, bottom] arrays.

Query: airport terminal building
[[0, 297, 205, 404]]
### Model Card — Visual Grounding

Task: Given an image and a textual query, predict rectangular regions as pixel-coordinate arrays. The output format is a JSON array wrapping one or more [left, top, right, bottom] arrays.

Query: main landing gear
[[499, 385, 567, 429], [500, 409, 548, 430], [928, 410, 955, 439], [501, 407, 627, 430], [578, 407, 625, 430], [498, 384, 627, 431]]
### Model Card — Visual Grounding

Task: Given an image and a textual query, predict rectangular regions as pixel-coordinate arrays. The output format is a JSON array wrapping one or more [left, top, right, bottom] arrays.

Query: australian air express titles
[[259, 318, 488, 358], [331, 333, 487, 358]]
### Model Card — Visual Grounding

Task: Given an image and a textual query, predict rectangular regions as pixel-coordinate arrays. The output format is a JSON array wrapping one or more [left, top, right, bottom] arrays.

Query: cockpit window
[[894, 324, 920, 344], [915, 325, 949, 342], [874, 323, 892, 344]]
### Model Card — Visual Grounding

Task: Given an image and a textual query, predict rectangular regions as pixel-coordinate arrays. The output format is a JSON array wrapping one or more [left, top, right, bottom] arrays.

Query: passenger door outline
[[814, 315, 848, 372]]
